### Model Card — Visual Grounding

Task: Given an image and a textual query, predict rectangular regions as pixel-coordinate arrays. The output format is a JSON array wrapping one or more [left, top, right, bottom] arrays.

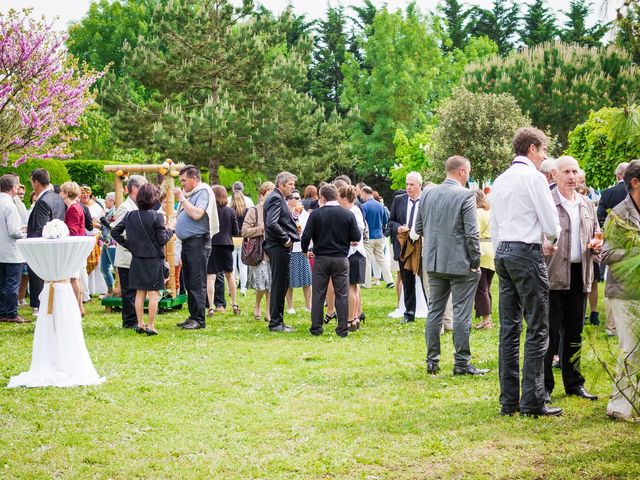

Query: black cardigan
[[211, 206, 239, 246], [112, 209, 173, 258]]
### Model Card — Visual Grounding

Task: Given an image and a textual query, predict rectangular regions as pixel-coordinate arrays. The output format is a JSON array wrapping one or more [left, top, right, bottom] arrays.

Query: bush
[[0, 158, 70, 206], [63, 159, 121, 198], [565, 105, 640, 190]]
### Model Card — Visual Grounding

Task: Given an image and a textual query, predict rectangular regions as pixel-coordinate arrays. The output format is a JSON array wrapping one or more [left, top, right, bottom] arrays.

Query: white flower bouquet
[[42, 219, 70, 239]]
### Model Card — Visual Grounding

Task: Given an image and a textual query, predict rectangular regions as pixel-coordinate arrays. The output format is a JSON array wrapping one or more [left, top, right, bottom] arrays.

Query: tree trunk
[[209, 157, 219, 185]]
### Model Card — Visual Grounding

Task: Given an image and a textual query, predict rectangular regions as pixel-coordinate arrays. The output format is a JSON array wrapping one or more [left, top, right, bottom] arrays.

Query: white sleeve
[[530, 174, 560, 241]]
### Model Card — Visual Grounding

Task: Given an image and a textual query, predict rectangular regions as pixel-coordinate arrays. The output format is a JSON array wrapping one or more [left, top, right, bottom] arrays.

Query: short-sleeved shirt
[[175, 189, 210, 240]]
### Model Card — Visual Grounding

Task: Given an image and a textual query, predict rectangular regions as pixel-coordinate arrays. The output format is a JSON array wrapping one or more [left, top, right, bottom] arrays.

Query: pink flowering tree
[[0, 9, 102, 166]]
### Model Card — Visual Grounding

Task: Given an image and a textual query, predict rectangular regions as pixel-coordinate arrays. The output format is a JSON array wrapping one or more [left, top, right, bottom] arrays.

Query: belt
[[498, 241, 541, 251], [479, 238, 492, 243]]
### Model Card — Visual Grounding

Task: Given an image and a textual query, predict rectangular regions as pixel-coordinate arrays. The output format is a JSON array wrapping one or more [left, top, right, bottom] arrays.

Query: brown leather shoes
[[1, 315, 32, 323]]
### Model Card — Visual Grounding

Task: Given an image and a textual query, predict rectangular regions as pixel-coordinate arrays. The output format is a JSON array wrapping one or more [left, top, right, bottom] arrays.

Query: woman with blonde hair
[[474, 189, 495, 329], [338, 185, 366, 331], [229, 190, 249, 296], [59, 181, 87, 315], [242, 181, 275, 321]]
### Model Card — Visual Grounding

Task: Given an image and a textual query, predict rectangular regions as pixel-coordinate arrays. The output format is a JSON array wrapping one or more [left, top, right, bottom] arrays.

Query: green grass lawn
[[0, 283, 638, 479]]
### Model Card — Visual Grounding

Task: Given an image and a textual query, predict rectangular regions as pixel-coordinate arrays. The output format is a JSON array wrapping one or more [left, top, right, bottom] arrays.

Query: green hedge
[[63, 159, 116, 198], [0, 159, 70, 206]]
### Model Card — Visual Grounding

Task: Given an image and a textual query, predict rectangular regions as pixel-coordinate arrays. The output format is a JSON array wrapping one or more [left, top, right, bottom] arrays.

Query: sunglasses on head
[[288, 196, 300, 200]]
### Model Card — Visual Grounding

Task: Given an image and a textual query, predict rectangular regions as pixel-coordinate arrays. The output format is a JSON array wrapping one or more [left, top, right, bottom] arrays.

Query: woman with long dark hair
[[112, 184, 173, 335]]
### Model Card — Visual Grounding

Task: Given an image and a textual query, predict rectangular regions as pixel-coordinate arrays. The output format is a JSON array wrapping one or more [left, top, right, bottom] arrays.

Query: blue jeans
[[0, 263, 23, 318], [100, 245, 117, 289]]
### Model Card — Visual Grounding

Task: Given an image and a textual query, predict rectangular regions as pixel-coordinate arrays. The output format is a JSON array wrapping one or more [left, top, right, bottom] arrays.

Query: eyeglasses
[[288, 196, 300, 200]]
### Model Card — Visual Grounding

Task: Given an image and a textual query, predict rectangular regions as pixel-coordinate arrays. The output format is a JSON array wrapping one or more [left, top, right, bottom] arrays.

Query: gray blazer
[[414, 178, 481, 275]]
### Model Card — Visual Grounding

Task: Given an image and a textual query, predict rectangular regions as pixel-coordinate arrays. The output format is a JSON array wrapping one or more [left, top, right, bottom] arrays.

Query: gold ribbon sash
[[46, 279, 71, 334]]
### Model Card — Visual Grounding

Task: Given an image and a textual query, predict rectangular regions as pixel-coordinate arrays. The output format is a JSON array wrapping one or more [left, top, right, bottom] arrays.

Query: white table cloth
[[7, 237, 105, 388], [387, 276, 429, 319]]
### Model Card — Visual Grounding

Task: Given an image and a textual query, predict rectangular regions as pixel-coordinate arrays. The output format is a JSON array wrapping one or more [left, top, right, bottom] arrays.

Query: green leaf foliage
[[565, 104, 640, 190], [391, 127, 434, 189], [0, 159, 70, 205], [63, 159, 122, 198], [341, 4, 448, 178], [464, 42, 640, 149], [520, 0, 557, 47], [560, 0, 609, 47], [467, 0, 520, 55], [430, 87, 531, 183], [100, 0, 347, 185]]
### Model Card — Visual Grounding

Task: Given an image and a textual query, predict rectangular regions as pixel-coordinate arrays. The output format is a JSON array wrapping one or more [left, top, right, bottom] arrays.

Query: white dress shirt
[[405, 196, 420, 228], [557, 190, 582, 263], [490, 156, 560, 251]]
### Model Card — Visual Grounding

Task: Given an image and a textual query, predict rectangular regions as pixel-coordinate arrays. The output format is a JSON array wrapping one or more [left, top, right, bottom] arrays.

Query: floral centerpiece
[[42, 219, 69, 239]]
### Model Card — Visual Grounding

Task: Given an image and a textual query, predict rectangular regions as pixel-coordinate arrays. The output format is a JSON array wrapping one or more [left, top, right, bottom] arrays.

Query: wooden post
[[114, 175, 124, 208], [164, 176, 177, 298]]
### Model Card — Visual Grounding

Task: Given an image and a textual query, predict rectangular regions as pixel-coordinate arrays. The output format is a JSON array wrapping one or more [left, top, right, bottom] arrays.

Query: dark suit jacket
[[264, 188, 299, 249], [111, 209, 173, 259], [27, 189, 66, 238], [597, 181, 628, 227], [388, 193, 409, 261]]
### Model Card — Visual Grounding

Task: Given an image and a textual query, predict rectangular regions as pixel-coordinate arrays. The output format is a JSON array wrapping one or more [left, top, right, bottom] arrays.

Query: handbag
[[136, 211, 170, 279], [241, 207, 264, 266]]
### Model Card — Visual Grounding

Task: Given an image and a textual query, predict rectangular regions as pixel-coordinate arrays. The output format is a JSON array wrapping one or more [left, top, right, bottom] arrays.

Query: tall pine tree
[[560, 0, 609, 47], [521, 0, 557, 47], [468, 0, 520, 55]]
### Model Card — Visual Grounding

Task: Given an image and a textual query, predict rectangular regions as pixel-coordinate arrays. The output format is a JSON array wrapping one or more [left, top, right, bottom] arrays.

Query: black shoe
[[500, 406, 520, 416], [453, 364, 490, 376], [309, 329, 323, 336], [176, 318, 192, 327], [323, 312, 336, 324], [123, 323, 138, 329], [386, 282, 396, 289], [521, 406, 563, 417], [589, 311, 600, 326], [145, 328, 159, 336], [567, 386, 598, 401], [181, 320, 204, 330], [544, 391, 552, 404], [400, 315, 415, 324], [135, 326, 146, 334], [427, 363, 440, 375], [269, 324, 295, 333]]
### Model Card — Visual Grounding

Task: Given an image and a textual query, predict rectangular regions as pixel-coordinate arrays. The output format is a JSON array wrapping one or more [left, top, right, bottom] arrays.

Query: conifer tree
[[521, 0, 557, 46]]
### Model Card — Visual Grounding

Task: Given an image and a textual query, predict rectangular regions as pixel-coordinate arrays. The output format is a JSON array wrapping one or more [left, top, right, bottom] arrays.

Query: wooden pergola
[[103, 160, 184, 299]]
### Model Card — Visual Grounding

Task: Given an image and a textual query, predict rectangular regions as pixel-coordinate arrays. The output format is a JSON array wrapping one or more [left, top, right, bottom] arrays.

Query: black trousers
[[544, 263, 586, 394], [117, 267, 137, 328], [182, 235, 211, 326], [28, 266, 43, 309], [310, 256, 350, 337], [398, 258, 416, 319], [266, 245, 291, 329], [215, 273, 226, 308], [494, 242, 549, 413]]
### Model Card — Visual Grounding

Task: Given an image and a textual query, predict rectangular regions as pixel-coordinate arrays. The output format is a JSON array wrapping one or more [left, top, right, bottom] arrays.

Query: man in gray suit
[[414, 156, 488, 376]]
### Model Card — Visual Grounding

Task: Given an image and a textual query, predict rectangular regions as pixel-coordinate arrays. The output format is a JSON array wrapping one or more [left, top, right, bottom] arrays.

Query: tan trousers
[[607, 298, 640, 420], [364, 238, 394, 287], [604, 297, 617, 336]]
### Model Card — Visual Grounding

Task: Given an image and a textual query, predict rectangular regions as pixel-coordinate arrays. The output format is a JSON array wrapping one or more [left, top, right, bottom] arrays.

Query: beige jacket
[[546, 190, 600, 292], [112, 197, 138, 269], [601, 195, 640, 300]]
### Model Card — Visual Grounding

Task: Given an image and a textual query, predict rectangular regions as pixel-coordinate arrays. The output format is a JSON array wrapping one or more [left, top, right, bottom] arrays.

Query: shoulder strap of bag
[[136, 210, 163, 257]]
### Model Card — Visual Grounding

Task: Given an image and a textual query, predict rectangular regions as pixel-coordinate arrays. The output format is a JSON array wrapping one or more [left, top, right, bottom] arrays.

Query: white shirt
[[349, 204, 366, 257], [405, 196, 420, 228], [291, 208, 309, 253], [0, 192, 26, 263], [228, 194, 255, 208], [111, 197, 138, 268], [557, 190, 582, 263], [490, 156, 560, 251]]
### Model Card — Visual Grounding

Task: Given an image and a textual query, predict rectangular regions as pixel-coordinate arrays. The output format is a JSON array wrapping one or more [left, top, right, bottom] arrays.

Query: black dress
[[207, 206, 239, 274], [111, 209, 173, 291]]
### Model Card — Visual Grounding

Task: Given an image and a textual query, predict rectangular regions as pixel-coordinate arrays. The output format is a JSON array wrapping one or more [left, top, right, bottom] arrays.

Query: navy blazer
[[27, 189, 66, 238], [597, 181, 628, 227], [388, 193, 409, 261], [111, 209, 173, 259]]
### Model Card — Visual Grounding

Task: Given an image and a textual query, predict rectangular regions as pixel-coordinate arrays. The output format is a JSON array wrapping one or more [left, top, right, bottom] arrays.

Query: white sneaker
[[240, 289, 247, 296], [32, 307, 39, 315], [18, 299, 27, 307], [287, 308, 296, 314]]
